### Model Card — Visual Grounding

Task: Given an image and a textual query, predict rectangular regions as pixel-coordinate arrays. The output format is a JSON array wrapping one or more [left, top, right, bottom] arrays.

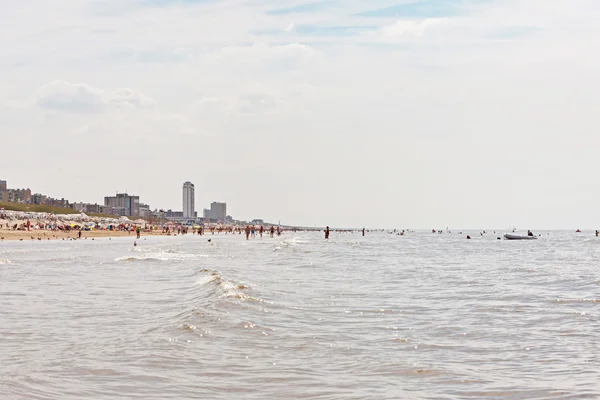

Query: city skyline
[[1, 176, 239, 223]]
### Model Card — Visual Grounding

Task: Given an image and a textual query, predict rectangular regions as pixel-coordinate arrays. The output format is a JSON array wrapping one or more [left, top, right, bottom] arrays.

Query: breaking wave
[[115, 251, 200, 262], [195, 268, 264, 302]]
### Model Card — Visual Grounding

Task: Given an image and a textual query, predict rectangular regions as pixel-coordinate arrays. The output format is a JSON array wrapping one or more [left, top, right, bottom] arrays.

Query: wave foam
[[195, 269, 261, 302], [115, 251, 198, 262]]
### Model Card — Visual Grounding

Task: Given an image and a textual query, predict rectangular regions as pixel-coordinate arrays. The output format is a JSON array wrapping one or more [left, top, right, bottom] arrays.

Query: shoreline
[[0, 229, 170, 241]]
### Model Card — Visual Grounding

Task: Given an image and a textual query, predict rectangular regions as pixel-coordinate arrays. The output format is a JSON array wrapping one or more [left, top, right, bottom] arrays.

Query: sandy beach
[[0, 209, 174, 241], [0, 229, 169, 241]]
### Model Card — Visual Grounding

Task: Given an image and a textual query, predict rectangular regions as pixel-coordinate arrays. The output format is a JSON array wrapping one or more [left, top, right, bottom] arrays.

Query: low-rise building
[[99, 205, 127, 216], [44, 197, 69, 208], [7, 188, 32, 203], [138, 203, 150, 217], [32, 193, 47, 205]]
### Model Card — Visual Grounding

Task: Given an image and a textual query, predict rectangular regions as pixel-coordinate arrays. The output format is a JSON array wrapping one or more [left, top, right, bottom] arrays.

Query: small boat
[[504, 233, 537, 240]]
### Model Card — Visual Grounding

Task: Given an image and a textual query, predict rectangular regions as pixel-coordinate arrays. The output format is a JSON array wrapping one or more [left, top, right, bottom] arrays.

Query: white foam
[[114, 251, 198, 262], [195, 274, 220, 285]]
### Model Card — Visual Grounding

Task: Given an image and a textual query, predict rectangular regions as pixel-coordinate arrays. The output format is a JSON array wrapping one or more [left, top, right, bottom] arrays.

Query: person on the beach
[[259, 225, 264, 237], [136, 226, 141, 239], [245, 225, 251, 240], [362, 228, 365, 237], [270, 226, 275, 238], [78, 230, 82, 239], [325, 226, 330, 239]]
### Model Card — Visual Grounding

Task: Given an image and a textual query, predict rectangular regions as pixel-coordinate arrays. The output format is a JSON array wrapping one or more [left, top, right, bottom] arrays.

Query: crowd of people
[[161, 224, 284, 240], [0, 208, 363, 241]]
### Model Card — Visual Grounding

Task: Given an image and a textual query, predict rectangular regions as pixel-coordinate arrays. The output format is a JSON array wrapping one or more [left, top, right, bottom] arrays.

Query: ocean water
[[1, 231, 599, 399]]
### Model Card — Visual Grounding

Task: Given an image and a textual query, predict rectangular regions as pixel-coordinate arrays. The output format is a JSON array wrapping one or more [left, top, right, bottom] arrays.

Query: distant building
[[210, 202, 227, 223], [104, 193, 140, 216], [44, 197, 69, 208], [163, 210, 184, 218], [203, 208, 210, 218], [32, 193, 47, 205], [162, 208, 200, 224], [6, 188, 32, 203], [83, 204, 103, 214], [71, 202, 103, 214], [182, 181, 195, 219], [0, 179, 7, 203], [71, 202, 86, 211], [100, 205, 127, 216], [138, 203, 152, 219]]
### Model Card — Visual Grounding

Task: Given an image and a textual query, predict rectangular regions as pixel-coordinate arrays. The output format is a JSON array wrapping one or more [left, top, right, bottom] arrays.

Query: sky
[[1, 0, 599, 229]]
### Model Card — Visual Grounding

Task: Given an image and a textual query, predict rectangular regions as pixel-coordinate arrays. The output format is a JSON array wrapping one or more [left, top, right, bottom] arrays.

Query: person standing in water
[[270, 226, 275, 238], [136, 225, 141, 239], [362, 228, 365, 237], [245, 225, 251, 240], [259, 225, 264, 237], [325, 226, 330, 239]]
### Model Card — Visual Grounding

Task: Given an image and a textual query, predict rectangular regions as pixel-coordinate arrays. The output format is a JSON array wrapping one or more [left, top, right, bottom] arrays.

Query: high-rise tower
[[182, 181, 195, 219]]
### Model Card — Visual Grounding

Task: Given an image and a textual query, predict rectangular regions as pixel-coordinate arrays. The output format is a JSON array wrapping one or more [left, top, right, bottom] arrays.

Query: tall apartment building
[[210, 202, 227, 223], [104, 193, 140, 216], [182, 181, 195, 219], [0, 180, 7, 203]]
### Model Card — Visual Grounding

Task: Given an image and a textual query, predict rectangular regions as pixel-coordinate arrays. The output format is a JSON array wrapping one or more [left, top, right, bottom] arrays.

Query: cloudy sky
[[1, 0, 599, 229]]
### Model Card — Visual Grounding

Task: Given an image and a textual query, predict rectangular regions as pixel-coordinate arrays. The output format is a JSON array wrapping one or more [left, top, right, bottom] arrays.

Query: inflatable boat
[[504, 234, 537, 240]]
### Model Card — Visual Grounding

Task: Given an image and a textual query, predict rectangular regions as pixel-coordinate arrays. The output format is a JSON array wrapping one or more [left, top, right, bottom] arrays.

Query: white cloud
[[284, 22, 295, 32], [379, 18, 444, 39], [35, 80, 156, 113], [36, 81, 105, 113]]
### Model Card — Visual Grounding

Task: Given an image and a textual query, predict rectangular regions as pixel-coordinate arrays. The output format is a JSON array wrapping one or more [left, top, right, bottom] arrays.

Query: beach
[[0, 228, 167, 241], [0, 209, 258, 241]]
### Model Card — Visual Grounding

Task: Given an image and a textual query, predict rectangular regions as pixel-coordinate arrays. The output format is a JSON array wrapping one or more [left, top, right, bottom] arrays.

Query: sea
[[1, 230, 599, 399]]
